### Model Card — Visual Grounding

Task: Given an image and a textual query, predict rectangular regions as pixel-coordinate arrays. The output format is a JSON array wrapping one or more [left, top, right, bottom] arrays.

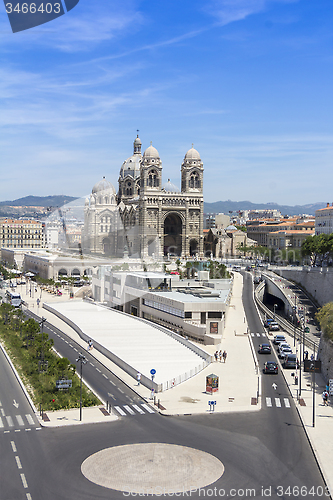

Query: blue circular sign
[[150, 369, 156, 375]]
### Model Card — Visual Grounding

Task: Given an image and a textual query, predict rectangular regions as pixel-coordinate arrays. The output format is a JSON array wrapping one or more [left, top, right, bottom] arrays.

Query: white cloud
[[206, 0, 299, 25]]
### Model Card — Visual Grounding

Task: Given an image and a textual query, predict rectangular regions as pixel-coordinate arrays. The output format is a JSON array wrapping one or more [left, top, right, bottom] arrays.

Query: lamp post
[[76, 353, 87, 421], [273, 303, 278, 320], [39, 317, 46, 364], [293, 295, 297, 347]]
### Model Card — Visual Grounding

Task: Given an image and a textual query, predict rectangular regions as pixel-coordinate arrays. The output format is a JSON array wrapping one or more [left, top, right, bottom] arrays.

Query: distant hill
[[0, 195, 78, 207], [204, 200, 326, 216]]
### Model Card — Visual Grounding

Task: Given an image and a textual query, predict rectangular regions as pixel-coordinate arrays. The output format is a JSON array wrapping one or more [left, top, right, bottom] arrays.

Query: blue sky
[[0, 0, 332, 205]]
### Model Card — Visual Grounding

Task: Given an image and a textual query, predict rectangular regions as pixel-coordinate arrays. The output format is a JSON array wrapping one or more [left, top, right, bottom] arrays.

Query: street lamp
[[76, 353, 87, 421], [273, 304, 278, 320]]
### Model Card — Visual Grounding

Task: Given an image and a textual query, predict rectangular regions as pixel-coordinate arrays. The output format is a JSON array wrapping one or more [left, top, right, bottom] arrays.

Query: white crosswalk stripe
[[25, 414, 34, 425], [284, 398, 291, 408], [256, 333, 261, 337], [261, 333, 266, 337], [0, 417, 3, 428], [114, 406, 127, 416], [251, 333, 255, 337], [275, 398, 281, 408], [132, 404, 145, 414], [266, 397, 272, 407], [6, 416, 14, 427], [141, 404, 155, 414], [16, 415, 25, 426], [123, 405, 135, 415]]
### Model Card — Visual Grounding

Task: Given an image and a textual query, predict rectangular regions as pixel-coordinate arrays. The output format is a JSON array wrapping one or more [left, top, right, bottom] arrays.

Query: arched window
[[189, 173, 200, 188], [147, 170, 159, 187]]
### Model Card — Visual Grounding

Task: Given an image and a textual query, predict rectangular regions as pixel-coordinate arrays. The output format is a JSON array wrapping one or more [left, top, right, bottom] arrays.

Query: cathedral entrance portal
[[102, 238, 111, 255], [164, 213, 182, 256], [189, 239, 198, 256]]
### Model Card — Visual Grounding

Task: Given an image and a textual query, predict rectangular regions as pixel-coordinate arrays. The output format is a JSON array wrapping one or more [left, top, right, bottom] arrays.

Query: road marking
[[26, 493, 32, 500], [4, 430, 10, 434], [123, 405, 135, 415], [0, 417, 3, 428], [132, 404, 145, 414], [251, 333, 255, 337], [0, 400, 2, 406], [256, 333, 261, 337], [261, 333, 266, 337], [11, 441, 17, 452], [117, 387, 124, 394], [102, 373, 108, 379], [6, 416, 14, 427], [36, 427, 41, 431], [284, 398, 291, 408], [73, 348, 78, 352], [90, 362, 95, 367], [266, 397, 272, 407], [141, 404, 155, 414], [125, 395, 132, 401], [1, 408, 5, 416], [275, 398, 281, 408], [110, 380, 116, 386], [96, 368, 101, 373], [114, 406, 126, 416], [16, 415, 25, 426], [25, 429, 31, 432], [20, 473, 28, 488], [69, 343, 73, 347], [64, 340, 68, 344], [14, 429, 21, 433], [15, 456, 22, 469], [25, 414, 34, 425]]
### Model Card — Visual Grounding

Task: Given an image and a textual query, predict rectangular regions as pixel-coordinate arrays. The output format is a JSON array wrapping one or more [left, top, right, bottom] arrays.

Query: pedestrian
[[136, 372, 141, 386], [322, 391, 329, 406], [222, 350, 227, 363], [304, 351, 308, 360], [310, 353, 315, 361], [219, 350, 222, 362], [214, 351, 218, 362], [88, 339, 93, 350]]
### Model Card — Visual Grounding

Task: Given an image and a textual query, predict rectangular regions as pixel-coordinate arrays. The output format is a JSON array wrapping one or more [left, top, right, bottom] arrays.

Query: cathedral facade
[[83, 135, 204, 259]]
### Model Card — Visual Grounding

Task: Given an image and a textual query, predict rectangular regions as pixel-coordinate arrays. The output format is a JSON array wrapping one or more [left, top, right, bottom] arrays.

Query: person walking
[[88, 339, 93, 350], [322, 391, 329, 406], [136, 372, 141, 386], [222, 350, 227, 363], [219, 350, 222, 362], [214, 351, 218, 362]]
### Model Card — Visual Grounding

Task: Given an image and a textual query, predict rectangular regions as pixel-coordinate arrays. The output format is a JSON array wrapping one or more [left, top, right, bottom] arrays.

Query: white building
[[315, 203, 333, 235], [92, 268, 231, 344]]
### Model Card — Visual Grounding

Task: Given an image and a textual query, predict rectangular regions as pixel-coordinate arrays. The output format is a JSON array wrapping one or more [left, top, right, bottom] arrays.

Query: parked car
[[274, 334, 286, 345], [277, 342, 290, 355], [269, 322, 279, 331], [283, 353, 297, 369], [258, 343, 271, 354], [263, 361, 278, 374], [279, 347, 293, 360]]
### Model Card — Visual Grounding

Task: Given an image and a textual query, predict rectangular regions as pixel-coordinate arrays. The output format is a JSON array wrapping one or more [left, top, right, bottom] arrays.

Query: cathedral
[[82, 135, 204, 259]]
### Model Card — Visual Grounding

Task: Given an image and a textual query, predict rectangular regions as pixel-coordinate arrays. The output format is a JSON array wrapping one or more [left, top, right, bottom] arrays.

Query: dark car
[[264, 319, 274, 328], [258, 343, 271, 354], [263, 361, 278, 374]]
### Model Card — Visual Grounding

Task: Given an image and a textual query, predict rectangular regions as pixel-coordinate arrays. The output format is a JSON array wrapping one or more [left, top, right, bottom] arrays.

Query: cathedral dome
[[143, 144, 159, 159], [119, 155, 141, 179], [162, 179, 180, 193], [134, 136, 142, 147], [185, 146, 201, 160], [92, 177, 116, 195]]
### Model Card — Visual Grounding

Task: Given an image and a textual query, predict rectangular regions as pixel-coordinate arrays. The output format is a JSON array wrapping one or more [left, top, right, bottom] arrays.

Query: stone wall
[[274, 267, 333, 307], [318, 336, 333, 383]]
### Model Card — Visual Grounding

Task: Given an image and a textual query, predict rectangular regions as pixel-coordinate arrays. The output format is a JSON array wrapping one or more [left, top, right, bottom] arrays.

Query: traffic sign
[[150, 369, 156, 375]]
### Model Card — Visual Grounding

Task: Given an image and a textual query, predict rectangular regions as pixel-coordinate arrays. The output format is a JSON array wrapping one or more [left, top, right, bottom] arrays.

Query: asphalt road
[[0, 279, 329, 500]]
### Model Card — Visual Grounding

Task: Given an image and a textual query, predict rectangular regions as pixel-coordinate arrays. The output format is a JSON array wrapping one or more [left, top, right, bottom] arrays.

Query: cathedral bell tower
[[140, 143, 162, 194], [181, 145, 204, 193]]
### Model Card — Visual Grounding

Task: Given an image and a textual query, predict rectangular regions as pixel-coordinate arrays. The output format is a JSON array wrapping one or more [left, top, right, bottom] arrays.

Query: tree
[[0, 303, 15, 325], [316, 302, 333, 341], [22, 318, 40, 347]]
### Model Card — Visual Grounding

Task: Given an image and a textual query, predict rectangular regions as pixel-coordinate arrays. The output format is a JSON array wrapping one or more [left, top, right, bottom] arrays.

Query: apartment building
[[0, 219, 44, 250], [315, 203, 333, 235]]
